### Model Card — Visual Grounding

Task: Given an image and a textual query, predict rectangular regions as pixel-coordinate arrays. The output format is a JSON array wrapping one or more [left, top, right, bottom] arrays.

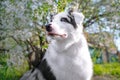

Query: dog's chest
[[45, 44, 86, 80]]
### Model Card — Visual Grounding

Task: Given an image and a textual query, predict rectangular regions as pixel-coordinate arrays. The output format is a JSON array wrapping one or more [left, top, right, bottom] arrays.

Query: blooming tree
[[0, 0, 120, 68]]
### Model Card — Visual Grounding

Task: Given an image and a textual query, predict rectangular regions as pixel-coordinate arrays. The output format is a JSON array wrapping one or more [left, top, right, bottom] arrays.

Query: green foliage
[[0, 53, 29, 80], [57, 0, 72, 12], [0, 66, 28, 80], [90, 47, 119, 63], [90, 47, 103, 63], [0, 54, 8, 66], [94, 63, 120, 78]]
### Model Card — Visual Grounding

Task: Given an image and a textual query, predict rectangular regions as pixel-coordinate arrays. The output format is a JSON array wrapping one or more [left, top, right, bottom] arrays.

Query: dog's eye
[[60, 17, 69, 23]]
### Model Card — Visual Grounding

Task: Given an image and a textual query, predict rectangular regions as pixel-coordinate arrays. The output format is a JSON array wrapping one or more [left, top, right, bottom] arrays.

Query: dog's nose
[[45, 24, 53, 32]]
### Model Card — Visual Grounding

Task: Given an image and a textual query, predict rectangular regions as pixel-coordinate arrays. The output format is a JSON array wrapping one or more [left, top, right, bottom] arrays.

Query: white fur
[[45, 11, 93, 80]]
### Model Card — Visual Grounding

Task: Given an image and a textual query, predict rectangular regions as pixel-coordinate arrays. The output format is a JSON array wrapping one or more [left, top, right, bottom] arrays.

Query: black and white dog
[[20, 10, 93, 80]]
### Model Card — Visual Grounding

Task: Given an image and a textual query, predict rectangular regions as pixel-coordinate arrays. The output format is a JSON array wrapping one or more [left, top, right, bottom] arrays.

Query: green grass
[[0, 53, 29, 80], [94, 63, 120, 79], [0, 61, 29, 80], [0, 65, 29, 80]]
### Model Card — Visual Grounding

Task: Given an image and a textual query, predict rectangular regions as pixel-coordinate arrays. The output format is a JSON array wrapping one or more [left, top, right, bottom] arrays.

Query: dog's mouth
[[48, 32, 67, 38]]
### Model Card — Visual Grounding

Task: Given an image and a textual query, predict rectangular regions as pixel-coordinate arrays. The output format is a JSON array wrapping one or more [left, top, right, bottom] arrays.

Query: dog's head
[[45, 10, 84, 42]]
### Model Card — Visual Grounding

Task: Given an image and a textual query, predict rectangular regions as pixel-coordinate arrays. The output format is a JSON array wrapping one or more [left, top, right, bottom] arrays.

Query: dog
[[20, 10, 93, 80]]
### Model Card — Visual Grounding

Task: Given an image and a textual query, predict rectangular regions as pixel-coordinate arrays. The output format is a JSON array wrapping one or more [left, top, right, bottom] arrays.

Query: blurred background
[[0, 0, 120, 80]]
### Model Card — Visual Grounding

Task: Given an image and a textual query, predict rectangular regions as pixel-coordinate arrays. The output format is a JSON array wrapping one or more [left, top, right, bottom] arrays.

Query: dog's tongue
[[48, 32, 67, 38]]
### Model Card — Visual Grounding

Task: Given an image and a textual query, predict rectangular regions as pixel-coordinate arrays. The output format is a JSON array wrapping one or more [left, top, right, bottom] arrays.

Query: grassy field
[[93, 63, 120, 80]]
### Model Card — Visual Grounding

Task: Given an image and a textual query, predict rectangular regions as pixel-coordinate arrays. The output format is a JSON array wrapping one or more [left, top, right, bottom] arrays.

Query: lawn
[[93, 63, 120, 80]]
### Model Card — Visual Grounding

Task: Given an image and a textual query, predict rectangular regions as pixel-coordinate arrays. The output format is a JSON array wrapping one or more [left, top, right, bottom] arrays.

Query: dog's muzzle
[[45, 24, 56, 36], [45, 24, 67, 38]]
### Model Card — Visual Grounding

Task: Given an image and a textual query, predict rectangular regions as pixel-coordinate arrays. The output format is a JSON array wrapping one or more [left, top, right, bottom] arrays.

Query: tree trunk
[[102, 47, 109, 63]]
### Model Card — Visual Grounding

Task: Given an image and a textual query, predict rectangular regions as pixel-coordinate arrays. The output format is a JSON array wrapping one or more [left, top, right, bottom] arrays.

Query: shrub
[[0, 53, 29, 80], [94, 63, 120, 78]]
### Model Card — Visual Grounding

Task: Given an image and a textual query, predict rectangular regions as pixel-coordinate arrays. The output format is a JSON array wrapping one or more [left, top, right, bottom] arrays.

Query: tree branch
[[83, 12, 113, 28]]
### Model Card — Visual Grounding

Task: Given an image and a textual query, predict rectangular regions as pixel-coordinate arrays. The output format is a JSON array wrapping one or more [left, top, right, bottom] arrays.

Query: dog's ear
[[67, 9, 84, 24], [72, 12, 84, 24]]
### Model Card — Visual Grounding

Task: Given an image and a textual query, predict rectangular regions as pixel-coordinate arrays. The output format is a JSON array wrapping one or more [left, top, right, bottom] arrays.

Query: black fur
[[67, 11, 77, 29], [38, 59, 56, 80], [60, 17, 70, 23], [60, 11, 77, 29]]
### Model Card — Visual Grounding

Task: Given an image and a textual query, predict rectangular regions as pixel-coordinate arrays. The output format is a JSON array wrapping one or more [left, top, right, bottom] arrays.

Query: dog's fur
[[20, 11, 93, 80]]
